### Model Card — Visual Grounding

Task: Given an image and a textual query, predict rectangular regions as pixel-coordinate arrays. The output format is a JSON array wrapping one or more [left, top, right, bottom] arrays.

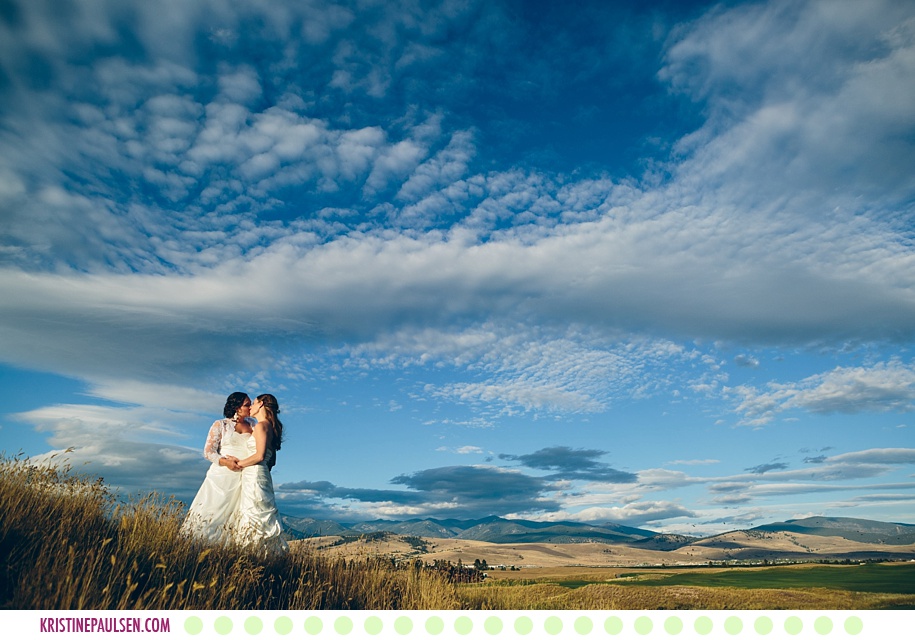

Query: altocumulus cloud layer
[[3, 0, 915, 530]]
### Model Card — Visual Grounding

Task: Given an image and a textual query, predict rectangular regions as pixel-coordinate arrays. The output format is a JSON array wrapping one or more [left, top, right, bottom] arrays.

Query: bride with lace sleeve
[[180, 393, 252, 544]]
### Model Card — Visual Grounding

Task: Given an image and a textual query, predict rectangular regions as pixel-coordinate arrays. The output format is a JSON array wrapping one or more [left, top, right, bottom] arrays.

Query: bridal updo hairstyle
[[223, 391, 250, 419], [257, 393, 283, 451]]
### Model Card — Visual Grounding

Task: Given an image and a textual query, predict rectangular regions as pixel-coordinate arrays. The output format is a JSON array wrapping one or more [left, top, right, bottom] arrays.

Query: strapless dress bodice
[[220, 429, 251, 459]]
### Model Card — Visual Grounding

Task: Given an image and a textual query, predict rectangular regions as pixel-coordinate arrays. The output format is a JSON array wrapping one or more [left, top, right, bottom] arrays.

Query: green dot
[[455, 616, 473, 635], [634, 616, 653, 635], [725, 616, 743, 635], [244, 616, 263, 635], [485, 616, 503, 635], [184, 617, 203, 635], [514, 616, 534, 635], [365, 616, 383, 635], [394, 616, 413, 635], [694, 616, 713, 636], [425, 617, 444, 635], [335, 616, 353, 635], [574, 616, 593, 635], [845, 616, 864, 636], [664, 616, 683, 635], [545, 616, 563, 635], [274, 617, 293, 635], [214, 616, 233, 636], [785, 616, 803, 636], [604, 616, 623, 635], [815, 617, 833, 635], [304, 616, 322, 635], [754, 616, 773, 635]]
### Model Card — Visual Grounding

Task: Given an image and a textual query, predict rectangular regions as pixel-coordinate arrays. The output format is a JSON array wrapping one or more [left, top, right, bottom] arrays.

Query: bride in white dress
[[180, 393, 252, 543], [232, 393, 288, 554]]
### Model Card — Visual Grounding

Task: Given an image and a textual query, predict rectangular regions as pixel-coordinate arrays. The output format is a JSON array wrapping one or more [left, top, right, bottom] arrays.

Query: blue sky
[[2, 0, 914, 536]]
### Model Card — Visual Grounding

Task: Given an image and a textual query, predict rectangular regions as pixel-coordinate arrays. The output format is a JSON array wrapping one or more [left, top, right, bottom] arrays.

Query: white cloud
[[667, 459, 720, 466], [346, 325, 695, 414], [3, 0, 915, 344], [396, 130, 475, 204], [824, 448, 915, 465], [534, 501, 695, 527], [435, 380, 602, 414], [217, 65, 263, 104], [636, 468, 703, 490], [364, 139, 428, 195], [663, 0, 915, 211], [729, 361, 915, 424], [17, 400, 217, 500], [85, 380, 226, 414], [455, 446, 484, 455]]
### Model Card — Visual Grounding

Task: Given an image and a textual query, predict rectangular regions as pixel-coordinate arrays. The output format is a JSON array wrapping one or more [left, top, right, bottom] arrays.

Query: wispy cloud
[[729, 361, 915, 425], [455, 446, 484, 455], [823, 448, 915, 465], [16, 402, 211, 499], [500, 446, 637, 483], [535, 502, 696, 527], [745, 462, 790, 475]]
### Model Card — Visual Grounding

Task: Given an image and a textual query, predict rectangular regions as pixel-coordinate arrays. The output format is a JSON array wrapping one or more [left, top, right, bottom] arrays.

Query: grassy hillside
[[753, 517, 915, 545], [0, 455, 458, 610]]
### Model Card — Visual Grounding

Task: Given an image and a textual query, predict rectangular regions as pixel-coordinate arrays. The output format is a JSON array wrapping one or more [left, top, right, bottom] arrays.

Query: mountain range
[[751, 516, 915, 545], [279, 514, 915, 548]]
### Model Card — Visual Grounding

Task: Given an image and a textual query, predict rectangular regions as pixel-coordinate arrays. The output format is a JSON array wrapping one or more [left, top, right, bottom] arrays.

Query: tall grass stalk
[[0, 455, 459, 610]]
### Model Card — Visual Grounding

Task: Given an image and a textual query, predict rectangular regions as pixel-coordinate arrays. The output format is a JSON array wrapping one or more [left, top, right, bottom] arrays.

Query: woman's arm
[[237, 421, 268, 468], [204, 419, 241, 469], [203, 419, 225, 463]]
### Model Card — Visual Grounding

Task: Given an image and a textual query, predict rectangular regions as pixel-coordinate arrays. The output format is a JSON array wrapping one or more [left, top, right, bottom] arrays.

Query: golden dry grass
[[0, 455, 458, 610]]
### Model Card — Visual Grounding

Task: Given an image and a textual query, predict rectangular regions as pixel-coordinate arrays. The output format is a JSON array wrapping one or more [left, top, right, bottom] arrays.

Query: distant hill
[[751, 517, 915, 545], [632, 533, 697, 551], [283, 515, 657, 543], [280, 513, 915, 547], [454, 517, 654, 544], [345, 518, 470, 538], [281, 515, 350, 539]]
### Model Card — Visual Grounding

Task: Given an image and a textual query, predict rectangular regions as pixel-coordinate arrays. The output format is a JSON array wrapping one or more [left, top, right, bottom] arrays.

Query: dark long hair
[[257, 393, 283, 451], [223, 392, 250, 419]]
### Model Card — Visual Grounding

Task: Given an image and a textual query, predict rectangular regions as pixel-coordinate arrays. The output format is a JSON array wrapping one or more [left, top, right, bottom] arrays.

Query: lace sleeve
[[203, 419, 226, 463]]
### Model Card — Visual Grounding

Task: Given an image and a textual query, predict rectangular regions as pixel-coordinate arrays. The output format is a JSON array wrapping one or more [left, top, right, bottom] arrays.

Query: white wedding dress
[[180, 429, 250, 544], [234, 432, 288, 554]]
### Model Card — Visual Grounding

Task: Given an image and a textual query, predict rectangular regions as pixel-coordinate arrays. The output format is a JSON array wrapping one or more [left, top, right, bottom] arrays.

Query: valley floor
[[297, 531, 915, 569]]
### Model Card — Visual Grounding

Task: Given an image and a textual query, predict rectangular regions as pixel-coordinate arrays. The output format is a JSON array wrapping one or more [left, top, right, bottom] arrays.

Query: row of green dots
[[186, 614, 863, 636]]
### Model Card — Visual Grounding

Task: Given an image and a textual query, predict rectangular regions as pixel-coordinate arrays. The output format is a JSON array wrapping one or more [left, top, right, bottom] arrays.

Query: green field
[[460, 563, 915, 609], [613, 563, 915, 594]]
